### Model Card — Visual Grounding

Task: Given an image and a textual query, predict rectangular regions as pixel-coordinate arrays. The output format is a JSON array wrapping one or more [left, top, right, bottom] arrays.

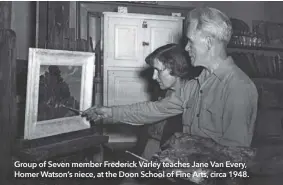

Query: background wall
[[161, 1, 268, 27], [11, 2, 35, 60], [10, 1, 283, 60]]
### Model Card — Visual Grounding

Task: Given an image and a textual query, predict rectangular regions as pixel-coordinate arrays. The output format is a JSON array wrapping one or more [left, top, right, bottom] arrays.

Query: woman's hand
[[81, 105, 112, 121]]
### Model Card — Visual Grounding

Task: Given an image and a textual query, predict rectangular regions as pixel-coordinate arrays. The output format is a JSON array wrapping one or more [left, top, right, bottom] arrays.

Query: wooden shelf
[[228, 45, 283, 52], [14, 127, 109, 161], [252, 78, 283, 84], [253, 137, 283, 147]]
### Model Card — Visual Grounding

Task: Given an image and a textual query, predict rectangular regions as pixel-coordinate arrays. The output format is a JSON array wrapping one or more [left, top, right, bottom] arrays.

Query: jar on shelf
[[239, 31, 249, 46], [256, 33, 265, 47], [251, 32, 258, 47], [247, 32, 253, 47]]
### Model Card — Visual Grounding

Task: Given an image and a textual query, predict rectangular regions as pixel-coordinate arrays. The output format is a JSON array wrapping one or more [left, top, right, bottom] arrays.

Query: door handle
[[142, 21, 148, 28], [142, 42, 149, 46]]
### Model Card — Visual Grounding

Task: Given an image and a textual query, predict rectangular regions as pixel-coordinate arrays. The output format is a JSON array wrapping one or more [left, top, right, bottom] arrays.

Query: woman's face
[[152, 59, 177, 90]]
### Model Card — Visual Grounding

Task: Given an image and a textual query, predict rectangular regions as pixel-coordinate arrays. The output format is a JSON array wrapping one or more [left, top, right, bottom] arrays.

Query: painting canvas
[[37, 65, 82, 121], [24, 48, 95, 140]]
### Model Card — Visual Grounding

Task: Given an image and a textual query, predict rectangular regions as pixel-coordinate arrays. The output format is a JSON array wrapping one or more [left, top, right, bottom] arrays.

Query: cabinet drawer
[[105, 68, 152, 106]]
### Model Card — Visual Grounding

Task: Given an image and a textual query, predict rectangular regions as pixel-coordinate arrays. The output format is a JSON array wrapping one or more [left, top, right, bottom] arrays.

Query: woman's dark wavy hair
[[145, 43, 200, 80]]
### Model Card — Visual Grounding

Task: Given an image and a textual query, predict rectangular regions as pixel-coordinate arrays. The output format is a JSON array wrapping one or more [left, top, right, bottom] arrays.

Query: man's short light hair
[[187, 7, 232, 45]]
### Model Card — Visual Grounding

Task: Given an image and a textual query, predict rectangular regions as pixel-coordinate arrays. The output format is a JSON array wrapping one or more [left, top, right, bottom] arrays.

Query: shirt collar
[[196, 56, 234, 82], [213, 56, 235, 81]]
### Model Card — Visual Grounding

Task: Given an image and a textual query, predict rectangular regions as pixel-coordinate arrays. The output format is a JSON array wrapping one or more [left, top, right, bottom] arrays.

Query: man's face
[[152, 59, 177, 90], [185, 21, 208, 67]]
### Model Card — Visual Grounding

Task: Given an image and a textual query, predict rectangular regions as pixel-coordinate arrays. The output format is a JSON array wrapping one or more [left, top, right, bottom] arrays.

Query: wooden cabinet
[[103, 12, 184, 106]]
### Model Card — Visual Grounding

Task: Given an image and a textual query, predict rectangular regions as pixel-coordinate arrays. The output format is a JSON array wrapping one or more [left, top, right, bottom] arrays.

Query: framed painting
[[24, 48, 95, 140]]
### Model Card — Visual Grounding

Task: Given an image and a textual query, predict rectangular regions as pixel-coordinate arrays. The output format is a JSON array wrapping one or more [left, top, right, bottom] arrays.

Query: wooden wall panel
[[0, 2, 12, 29], [36, 2, 70, 48], [36, 1, 48, 48], [0, 29, 17, 185], [47, 2, 69, 49]]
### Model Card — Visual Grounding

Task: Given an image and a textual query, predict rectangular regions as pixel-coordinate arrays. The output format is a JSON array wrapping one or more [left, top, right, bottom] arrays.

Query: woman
[[142, 43, 198, 159], [82, 43, 201, 158]]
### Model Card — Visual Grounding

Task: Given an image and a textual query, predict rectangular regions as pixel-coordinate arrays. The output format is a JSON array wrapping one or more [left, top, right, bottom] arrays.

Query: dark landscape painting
[[37, 65, 82, 121]]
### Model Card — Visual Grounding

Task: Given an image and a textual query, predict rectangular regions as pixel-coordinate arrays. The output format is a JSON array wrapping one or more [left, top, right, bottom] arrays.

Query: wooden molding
[[0, 2, 12, 29], [0, 29, 17, 185]]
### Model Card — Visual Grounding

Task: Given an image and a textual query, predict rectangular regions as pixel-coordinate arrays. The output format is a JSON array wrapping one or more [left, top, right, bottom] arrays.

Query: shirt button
[[196, 114, 200, 117]]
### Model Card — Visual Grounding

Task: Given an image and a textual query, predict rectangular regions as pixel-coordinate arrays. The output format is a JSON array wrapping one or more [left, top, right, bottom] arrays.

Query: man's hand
[[81, 105, 112, 121]]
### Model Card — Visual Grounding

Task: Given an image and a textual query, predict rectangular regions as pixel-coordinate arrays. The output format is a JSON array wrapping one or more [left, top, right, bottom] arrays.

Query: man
[[183, 7, 258, 147], [82, 7, 258, 147]]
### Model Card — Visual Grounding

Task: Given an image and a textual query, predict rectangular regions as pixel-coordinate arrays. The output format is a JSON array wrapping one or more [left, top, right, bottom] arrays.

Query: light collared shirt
[[112, 57, 258, 147]]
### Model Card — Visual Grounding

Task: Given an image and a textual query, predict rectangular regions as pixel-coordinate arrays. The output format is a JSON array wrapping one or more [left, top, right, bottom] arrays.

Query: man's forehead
[[186, 20, 198, 38]]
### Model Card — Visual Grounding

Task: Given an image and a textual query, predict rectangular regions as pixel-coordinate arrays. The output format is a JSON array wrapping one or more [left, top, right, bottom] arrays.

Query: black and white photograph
[[1, 1, 283, 185]]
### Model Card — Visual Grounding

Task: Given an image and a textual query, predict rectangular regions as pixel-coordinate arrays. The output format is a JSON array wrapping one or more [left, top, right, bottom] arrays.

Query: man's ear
[[205, 36, 213, 50]]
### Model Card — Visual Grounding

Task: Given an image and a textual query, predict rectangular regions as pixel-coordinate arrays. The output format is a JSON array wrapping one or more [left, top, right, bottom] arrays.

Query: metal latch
[[142, 42, 149, 46], [142, 21, 147, 28]]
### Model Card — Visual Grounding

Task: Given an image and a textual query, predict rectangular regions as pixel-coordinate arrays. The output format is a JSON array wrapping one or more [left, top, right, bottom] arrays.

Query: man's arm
[[219, 83, 258, 147], [111, 92, 184, 124], [81, 79, 197, 125]]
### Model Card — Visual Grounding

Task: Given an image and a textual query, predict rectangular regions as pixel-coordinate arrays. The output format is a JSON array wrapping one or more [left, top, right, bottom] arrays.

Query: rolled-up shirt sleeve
[[111, 92, 184, 125], [219, 83, 258, 147]]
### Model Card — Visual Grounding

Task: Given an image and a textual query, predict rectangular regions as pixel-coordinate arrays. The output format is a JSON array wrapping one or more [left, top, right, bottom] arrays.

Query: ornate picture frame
[[24, 48, 95, 140]]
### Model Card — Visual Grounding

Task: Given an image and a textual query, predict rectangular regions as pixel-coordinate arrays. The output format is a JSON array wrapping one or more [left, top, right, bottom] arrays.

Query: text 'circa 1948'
[[13, 160, 250, 179]]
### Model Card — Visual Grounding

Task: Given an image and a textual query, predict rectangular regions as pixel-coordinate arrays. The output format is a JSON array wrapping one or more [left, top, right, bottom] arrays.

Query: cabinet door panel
[[143, 20, 183, 58], [105, 17, 144, 67], [106, 69, 150, 106], [150, 27, 174, 51], [115, 26, 137, 59]]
